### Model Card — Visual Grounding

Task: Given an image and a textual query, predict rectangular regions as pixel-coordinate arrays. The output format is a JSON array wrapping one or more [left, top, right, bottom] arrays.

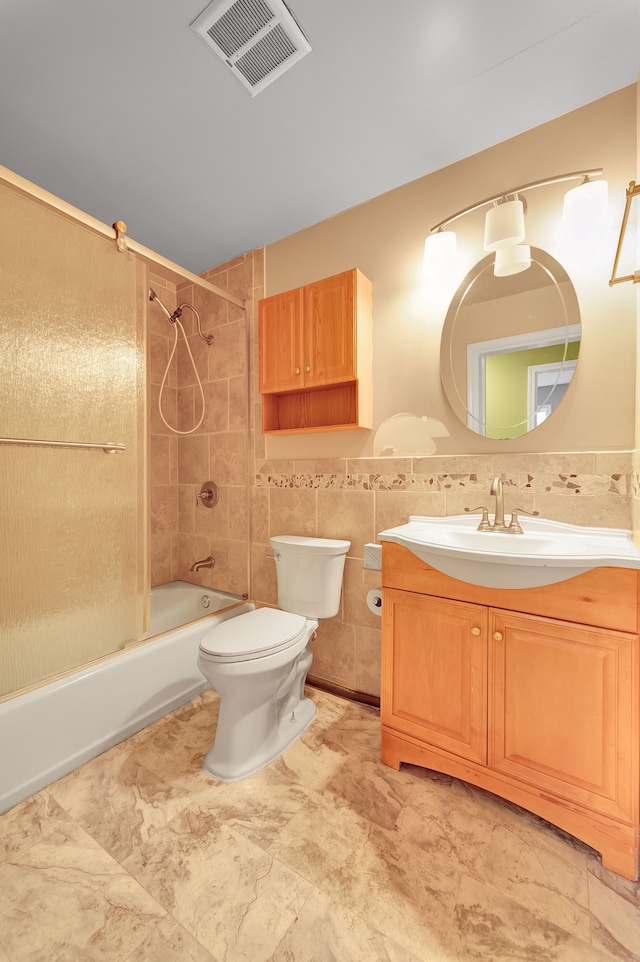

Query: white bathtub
[[0, 581, 253, 814]]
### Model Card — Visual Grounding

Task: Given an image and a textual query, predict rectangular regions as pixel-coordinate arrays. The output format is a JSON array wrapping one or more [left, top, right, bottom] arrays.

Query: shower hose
[[158, 304, 207, 435]]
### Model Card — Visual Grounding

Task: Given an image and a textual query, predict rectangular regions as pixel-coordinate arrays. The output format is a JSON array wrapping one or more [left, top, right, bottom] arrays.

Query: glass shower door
[[0, 183, 146, 698]]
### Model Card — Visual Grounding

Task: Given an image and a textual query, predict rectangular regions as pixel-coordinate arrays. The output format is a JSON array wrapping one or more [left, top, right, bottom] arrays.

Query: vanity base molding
[[382, 727, 639, 881], [381, 543, 640, 881]]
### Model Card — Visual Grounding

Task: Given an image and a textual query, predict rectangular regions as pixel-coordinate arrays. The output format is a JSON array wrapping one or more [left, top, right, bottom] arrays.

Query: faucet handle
[[508, 508, 539, 533], [464, 505, 492, 531]]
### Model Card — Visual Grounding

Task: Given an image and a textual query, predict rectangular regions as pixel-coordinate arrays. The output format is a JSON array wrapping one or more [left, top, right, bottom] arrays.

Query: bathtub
[[0, 581, 253, 814]]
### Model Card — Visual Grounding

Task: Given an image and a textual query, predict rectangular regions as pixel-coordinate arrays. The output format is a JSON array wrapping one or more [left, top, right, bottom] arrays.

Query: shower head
[[148, 289, 174, 321]]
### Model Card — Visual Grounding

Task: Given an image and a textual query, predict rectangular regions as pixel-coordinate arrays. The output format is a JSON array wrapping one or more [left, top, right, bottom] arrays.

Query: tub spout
[[190, 556, 215, 572]]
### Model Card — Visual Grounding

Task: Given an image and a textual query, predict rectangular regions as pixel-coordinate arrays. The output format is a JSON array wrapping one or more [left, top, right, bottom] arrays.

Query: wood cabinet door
[[489, 609, 639, 821], [303, 270, 356, 386], [258, 288, 304, 394], [381, 588, 488, 764]]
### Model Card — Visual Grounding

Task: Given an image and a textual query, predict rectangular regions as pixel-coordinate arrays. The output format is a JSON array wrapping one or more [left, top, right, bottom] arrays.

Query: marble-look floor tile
[[122, 802, 313, 962], [469, 816, 591, 942], [449, 874, 618, 962], [0, 818, 166, 962], [49, 745, 194, 862], [268, 789, 458, 961], [266, 886, 428, 962], [587, 870, 640, 959], [0, 791, 74, 863], [123, 915, 220, 962], [3, 687, 640, 962]]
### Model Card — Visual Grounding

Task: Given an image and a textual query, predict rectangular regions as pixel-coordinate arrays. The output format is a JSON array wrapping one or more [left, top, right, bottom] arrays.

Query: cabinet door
[[381, 588, 488, 764], [258, 288, 304, 394], [489, 609, 638, 821], [303, 271, 356, 387]]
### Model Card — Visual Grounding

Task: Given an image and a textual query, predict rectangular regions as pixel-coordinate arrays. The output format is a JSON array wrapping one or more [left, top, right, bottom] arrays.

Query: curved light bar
[[429, 169, 604, 235]]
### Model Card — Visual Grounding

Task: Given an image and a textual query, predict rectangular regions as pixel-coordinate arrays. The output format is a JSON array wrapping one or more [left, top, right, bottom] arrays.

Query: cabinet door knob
[[493, 631, 504, 642], [470, 626, 481, 636], [295, 367, 300, 375], [304, 365, 311, 373]]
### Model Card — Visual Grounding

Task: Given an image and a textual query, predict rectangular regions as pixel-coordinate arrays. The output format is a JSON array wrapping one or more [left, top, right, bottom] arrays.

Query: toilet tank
[[269, 536, 350, 619]]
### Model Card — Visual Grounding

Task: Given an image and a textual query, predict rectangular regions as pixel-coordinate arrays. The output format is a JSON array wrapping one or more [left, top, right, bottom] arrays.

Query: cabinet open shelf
[[262, 380, 367, 435]]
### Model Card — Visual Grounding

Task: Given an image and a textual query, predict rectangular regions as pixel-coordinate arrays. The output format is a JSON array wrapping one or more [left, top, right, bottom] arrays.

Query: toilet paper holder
[[366, 587, 383, 616]]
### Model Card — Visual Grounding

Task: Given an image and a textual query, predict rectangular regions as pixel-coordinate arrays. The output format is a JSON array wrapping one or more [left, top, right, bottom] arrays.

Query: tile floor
[[1, 687, 639, 962]]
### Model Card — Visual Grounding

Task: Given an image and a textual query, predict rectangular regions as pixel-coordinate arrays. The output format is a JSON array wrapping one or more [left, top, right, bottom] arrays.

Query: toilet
[[197, 535, 350, 781]]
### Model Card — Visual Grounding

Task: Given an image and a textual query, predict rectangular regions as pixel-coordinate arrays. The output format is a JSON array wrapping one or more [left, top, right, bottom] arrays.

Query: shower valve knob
[[196, 481, 219, 509]]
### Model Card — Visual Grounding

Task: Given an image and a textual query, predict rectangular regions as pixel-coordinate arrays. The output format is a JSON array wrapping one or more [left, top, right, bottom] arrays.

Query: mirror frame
[[440, 247, 581, 439]]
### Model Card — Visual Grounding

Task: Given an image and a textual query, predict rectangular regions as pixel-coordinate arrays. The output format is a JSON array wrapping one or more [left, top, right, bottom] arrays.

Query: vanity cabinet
[[381, 543, 640, 880], [258, 268, 372, 434]]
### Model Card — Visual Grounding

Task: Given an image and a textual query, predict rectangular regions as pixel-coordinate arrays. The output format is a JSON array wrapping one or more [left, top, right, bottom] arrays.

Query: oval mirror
[[440, 247, 581, 439]]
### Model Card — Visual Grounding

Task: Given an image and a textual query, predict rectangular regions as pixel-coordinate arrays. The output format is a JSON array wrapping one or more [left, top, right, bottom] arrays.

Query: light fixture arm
[[609, 180, 640, 286], [429, 168, 603, 234]]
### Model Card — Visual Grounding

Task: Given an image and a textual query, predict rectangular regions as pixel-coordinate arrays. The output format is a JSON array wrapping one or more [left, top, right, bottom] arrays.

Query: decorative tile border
[[255, 471, 630, 496]]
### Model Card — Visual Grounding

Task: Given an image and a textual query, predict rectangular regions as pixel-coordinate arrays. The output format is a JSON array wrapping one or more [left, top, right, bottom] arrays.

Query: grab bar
[[0, 437, 125, 453]]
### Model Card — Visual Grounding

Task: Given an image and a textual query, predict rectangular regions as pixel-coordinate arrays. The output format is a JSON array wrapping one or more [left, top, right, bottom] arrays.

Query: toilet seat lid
[[199, 607, 309, 658]]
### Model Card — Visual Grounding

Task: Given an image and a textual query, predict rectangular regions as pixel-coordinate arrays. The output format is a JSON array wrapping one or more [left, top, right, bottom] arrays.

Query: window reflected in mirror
[[440, 248, 581, 439]]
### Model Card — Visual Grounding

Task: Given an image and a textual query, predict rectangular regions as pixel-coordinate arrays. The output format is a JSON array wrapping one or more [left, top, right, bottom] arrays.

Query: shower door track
[[0, 437, 125, 453]]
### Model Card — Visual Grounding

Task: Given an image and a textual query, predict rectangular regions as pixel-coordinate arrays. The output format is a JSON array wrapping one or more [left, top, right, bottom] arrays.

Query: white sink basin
[[378, 515, 640, 589]]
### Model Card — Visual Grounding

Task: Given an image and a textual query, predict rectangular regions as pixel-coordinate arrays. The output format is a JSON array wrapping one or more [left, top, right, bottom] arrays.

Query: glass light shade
[[424, 230, 458, 282], [562, 179, 610, 252], [484, 199, 526, 252], [494, 244, 531, 277]]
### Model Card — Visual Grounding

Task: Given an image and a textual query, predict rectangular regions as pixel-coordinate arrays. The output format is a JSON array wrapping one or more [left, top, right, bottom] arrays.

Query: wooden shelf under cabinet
[[258, 268, 372, 435], [380, 542, 640, 880]]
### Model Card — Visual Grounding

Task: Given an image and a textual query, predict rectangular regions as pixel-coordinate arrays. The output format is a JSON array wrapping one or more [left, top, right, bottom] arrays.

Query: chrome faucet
[[190, 555, 215, 572]]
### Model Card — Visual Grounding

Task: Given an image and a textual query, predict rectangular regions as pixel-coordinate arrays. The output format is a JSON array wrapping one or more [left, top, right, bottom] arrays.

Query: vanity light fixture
[[483, 196, 526, 252], [423, 228, 458, 284], [609, 180, 640, 286], [425, 168, 605, 280]]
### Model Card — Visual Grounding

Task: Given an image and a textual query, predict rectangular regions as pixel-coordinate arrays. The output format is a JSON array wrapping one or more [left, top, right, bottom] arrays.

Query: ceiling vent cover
[[191, 0, 311, 96]]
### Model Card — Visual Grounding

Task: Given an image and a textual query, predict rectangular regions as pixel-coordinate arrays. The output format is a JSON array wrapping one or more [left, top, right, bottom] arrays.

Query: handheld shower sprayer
[[148, 288, 214, 435], [148, 289, 212, 343]]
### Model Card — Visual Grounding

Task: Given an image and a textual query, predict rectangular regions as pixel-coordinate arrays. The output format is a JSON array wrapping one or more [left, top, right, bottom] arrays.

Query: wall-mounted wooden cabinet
[[258, 268, 372, 435], [381, 542, 640, 880]]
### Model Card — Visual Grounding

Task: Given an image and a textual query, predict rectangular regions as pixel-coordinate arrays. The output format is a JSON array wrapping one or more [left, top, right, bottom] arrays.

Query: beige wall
[[248, 84, 639, 701]]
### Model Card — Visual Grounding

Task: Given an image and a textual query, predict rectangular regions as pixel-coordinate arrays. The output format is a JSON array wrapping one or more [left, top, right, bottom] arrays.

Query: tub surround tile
[[209, 322, 247, 382], [210, 431, 247, 486], [227, 485, 249, 542], [229, 374, 249, 431], [200, 379, 230, 435]]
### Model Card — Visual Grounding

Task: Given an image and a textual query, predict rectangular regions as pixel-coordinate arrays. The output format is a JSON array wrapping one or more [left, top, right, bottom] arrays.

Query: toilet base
[[202, 693, 317, 782]]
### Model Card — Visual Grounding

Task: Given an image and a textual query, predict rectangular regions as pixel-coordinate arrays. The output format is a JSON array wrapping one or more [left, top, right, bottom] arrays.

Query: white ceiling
[[1, 0, 638, 274]]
